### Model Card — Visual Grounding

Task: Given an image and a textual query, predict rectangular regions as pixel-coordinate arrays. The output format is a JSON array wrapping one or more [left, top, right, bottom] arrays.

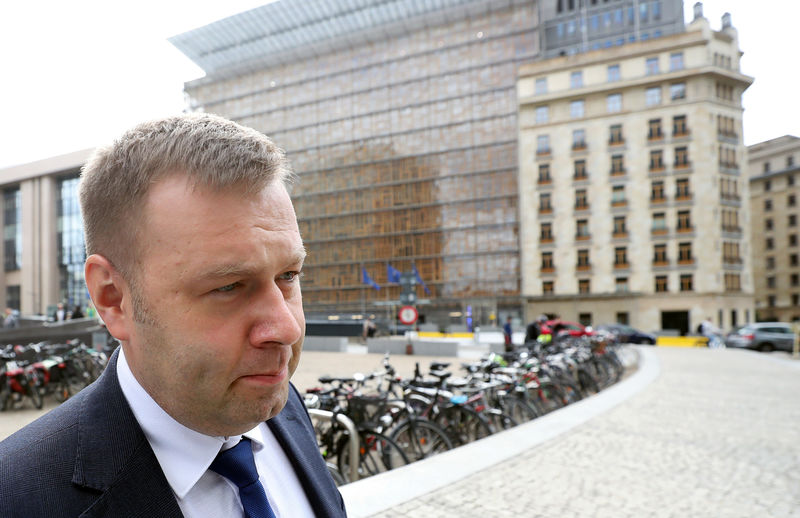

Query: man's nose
[[249, 283, 303, 347]]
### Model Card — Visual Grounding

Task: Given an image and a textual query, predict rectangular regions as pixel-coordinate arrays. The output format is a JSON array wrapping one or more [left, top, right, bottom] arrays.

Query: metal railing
[[307, 409, 360, 483]]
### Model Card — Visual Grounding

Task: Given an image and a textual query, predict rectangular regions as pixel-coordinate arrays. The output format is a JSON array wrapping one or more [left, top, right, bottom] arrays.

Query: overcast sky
[[0, 0, 796, 169]]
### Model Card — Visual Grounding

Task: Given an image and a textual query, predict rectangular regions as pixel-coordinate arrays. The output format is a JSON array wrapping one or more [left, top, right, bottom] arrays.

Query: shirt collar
[[116, 348, 265, 498]]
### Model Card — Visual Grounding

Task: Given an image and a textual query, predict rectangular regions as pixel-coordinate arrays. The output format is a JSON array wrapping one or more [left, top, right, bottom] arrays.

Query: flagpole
[[360, 262, 366, 316]]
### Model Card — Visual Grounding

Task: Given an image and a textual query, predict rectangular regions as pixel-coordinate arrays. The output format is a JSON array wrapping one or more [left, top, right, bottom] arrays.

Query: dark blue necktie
[[210, 437, 277, 518]]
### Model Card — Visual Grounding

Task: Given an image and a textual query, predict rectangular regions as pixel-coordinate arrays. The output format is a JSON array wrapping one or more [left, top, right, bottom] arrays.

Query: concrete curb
[[339, 346, 661, 517]]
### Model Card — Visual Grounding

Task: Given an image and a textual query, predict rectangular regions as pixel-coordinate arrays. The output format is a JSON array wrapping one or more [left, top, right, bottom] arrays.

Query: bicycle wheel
[[500, 395, 541, 424], [389, 418, 453, 462], [485, 408, 518, 432], [336, 430, 410, 482], [435, 405, 493, 446]]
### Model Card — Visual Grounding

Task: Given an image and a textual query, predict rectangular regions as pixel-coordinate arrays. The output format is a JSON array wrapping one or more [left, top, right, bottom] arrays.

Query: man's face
[[123, 175, 305, 436]]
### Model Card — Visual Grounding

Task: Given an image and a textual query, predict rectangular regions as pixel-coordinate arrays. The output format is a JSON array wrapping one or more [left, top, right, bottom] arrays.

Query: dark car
[[596, 323, 656, 345], [725, 322, 796, 352]]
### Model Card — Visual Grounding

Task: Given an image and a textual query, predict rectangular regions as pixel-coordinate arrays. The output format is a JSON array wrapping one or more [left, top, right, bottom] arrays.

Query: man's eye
[[279, 271, 303, 282], [215, 283, 240, 293]]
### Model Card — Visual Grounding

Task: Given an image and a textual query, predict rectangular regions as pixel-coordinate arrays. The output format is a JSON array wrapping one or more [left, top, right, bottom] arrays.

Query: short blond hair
[[79, 113, 293, 280]]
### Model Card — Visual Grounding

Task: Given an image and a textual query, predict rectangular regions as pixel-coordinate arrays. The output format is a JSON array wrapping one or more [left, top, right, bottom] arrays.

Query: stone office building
[[517, 5, 754, 334], [747, 135, 800, 322]]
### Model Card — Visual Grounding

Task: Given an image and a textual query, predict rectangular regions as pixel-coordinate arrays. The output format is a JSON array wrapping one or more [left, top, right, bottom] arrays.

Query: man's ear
[[85, 254, 132, 342]]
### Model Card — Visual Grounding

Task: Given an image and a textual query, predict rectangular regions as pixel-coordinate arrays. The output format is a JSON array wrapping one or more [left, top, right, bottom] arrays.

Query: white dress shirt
[[117, 349, 315, 518]]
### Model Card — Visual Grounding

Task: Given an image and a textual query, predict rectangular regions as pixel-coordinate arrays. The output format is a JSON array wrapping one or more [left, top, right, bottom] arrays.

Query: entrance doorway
[[661, 311, 689, 335]]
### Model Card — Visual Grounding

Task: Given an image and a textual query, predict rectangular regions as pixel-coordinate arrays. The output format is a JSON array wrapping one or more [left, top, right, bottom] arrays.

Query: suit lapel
[[268, 383, 346, 518], [73, 349, 183, 518]]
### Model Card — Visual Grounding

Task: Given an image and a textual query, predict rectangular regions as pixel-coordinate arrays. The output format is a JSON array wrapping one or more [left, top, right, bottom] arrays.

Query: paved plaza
[[345, 347, 800, 518], [2, 346, 799, 517]]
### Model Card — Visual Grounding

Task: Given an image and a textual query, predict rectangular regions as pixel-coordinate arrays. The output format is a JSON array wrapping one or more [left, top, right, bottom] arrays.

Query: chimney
[[693, 2, 703, 21], [722, 12, 732, 29]]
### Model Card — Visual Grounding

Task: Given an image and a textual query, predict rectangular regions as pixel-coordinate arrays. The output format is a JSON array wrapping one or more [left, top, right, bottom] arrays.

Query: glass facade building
[[172, 0, 542, 325]]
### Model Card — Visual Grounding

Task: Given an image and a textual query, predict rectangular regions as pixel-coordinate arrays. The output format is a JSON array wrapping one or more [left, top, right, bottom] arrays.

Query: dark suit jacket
[[0, 349, 347, 517]]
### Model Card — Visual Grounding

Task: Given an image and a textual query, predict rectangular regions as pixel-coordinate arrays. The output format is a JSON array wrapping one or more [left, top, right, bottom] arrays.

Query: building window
[[650, 149, 664, 171], [766, 237, 774, 250], [576, 219, 590, 239], [646, 86, 662, 106], [607, 64, 621, 82], [612, 186, 626, 206], [792, 274, 800, 287], [537, 135, 550, 154], [613, 215, 628, 236], [615, 277, 629, 292], [578, 279, 591, 294], [791, 234, 798, 247], [670, 52, 684, 71], [570, 100, 585, 118], [3, 188, 21, 272], [651, 181, 666, 202], [788, 156, 795, 168], [572, 129, 587, 150], [652, 212, 667, 233], [725, 274, 741, 292], [655, 275, 668, 292], [765, 218, 773, 231], [538, 163, 551, 184], [793, 294, 800, 306], [570, 71, 583, 89], [680, 274, 693, 292], [543, 281, 554, 294], [541, 222, 553, 242], [653, 244, 668, 264], [540, 192, 552, 213], [535, 77, 548, 95], [677, 210, 692, 231], [607, 93, 622, 113], [575, 189, 589, 210], [58, 177, 88, 309], [542, 252, 554, 271], [764, 199, 772, 211], [6, 285, 20, 313], [614, 247, 628, 267], [767, 295, 776, 307], [764, 180, 772, 191], [678, 242, 693, 263], [670, 82, 686, 101], [767, 276, 776, 289], [648, 118, 663, 140], [609, 124, 624, 144], [673, 115, 688, 136], [789, 194, 796, 207], [763, 162, 771, 173], [791, 254, 799, 267], [766, 256, 775, 269], [535, 105, 549, 124], [675, 146, 690, 167], [646, 57, 659, 75], [676, 178, 690, 199], [611, 155, 625, 175], [574, 159, 588, 180], [577, 249, 590, 269]]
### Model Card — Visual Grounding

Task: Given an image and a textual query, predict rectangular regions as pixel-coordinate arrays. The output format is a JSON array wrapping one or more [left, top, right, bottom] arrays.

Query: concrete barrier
[[366, 338, 459, 357], [302, 336, 348, 352]]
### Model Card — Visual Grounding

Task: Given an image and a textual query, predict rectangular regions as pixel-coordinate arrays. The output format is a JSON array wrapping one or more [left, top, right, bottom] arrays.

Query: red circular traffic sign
[[398, 305, 418, 325]]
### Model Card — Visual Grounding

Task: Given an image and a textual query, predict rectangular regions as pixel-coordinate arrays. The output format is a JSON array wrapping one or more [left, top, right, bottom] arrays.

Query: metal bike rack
[[307, 409, 360, 483]]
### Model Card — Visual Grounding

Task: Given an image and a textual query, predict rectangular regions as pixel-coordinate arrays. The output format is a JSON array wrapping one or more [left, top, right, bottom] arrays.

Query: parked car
[[595, 323, 656, 345], [542, 319, 593, 338], [725, 322, 797, 352]]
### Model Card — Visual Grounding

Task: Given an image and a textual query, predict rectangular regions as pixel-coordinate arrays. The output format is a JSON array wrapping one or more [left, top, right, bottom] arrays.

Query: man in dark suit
[[0, 114, 347, 517]]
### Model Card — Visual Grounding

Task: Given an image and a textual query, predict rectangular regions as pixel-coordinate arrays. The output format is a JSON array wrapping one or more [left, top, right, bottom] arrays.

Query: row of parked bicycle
[[0, 340, 108, 411], [303, 333, 626, 485]]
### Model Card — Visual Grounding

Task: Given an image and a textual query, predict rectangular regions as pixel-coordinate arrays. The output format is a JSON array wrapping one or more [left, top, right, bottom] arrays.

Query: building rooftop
[[169, 0, 513, 78]]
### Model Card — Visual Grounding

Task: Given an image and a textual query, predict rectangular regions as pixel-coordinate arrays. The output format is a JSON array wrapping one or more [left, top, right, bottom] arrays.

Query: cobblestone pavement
[[370, 347, 800, 518]]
